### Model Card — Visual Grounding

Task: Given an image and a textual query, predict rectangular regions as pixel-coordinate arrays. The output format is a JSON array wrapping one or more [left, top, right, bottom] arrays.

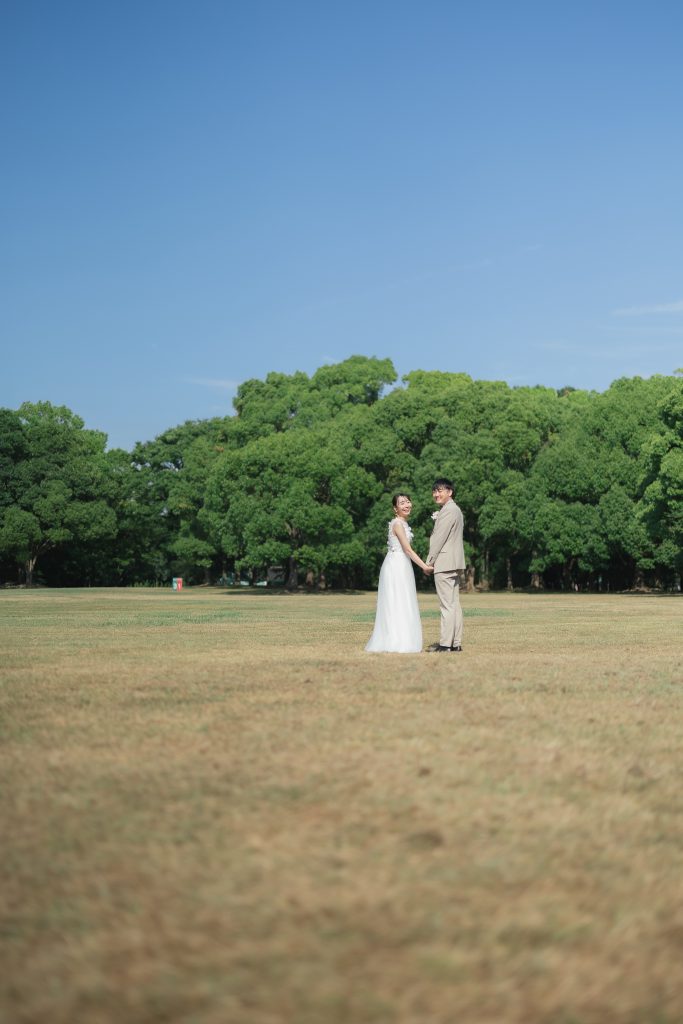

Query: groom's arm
[[428, 505, 456, 563]]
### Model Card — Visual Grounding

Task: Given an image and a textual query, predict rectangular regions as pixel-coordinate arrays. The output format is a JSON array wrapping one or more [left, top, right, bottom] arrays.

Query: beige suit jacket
[[427, 499, 465, 573]]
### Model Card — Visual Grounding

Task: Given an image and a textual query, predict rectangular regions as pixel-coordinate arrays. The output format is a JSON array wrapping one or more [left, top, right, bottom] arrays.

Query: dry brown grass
[[1, 586, 683, 1024]]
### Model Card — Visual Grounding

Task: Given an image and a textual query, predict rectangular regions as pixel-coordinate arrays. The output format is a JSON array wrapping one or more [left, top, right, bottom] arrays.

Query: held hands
[[422, 563, 434, 575]]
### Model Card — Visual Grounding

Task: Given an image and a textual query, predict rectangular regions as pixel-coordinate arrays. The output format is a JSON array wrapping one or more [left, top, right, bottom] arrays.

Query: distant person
[[365, 493, 433, 653], [426, 478, 466, 652]]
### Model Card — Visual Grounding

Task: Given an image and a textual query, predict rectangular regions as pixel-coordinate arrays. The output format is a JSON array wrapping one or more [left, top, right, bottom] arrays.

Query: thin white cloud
[[533, 340, 576, 352], [447, 258, 494, 272], [600, 324, 683, 336], [612, 300, 683, 316], [533, 339, 681, 357], [186, 377, 240, 390], [296, 258, 493, 317]]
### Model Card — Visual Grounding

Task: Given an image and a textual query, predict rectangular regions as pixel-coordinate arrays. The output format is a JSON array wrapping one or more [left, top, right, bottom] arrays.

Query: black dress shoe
[[450, 645, 462, 652], [427, 645, 453, 653]]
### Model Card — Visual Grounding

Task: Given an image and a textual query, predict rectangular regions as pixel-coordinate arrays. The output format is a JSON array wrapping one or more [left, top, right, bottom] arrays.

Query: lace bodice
[[387, 518, 413, 553]]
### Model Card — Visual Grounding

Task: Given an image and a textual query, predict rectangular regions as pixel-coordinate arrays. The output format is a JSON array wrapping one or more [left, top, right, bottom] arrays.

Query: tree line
[[1, 356, 682, 591]]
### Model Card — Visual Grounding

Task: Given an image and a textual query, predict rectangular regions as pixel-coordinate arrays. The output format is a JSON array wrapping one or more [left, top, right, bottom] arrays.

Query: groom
[[426, 478, 465, 653]]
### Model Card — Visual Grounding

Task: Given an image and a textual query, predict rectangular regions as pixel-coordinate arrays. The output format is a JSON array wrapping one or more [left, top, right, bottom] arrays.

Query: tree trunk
[[506, 556, 513, 591], [478, 549, 489, 591], [530, 550, 543, 589], [465, 565, 475, 592], [286, 556, 299, 591], [25, 556, 37, 588]]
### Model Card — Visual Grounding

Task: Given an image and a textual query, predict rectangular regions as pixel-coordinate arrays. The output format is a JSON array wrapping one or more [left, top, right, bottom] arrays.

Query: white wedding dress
[[365, 519, 423, 653]]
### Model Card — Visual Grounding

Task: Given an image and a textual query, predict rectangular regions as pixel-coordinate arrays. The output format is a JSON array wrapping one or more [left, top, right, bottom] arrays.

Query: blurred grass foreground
[[2, 587, 683, 1024]]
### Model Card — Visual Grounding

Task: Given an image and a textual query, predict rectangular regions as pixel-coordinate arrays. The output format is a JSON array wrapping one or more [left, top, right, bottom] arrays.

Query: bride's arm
[[392, 521, 433, 573]]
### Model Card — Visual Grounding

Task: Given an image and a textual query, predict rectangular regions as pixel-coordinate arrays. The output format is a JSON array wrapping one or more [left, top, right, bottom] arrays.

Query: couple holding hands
[[365, 478, 465, 655]]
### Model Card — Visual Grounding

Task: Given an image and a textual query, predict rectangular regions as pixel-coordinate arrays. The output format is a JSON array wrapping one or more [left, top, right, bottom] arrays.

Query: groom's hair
[[432, 477, 454, 493]]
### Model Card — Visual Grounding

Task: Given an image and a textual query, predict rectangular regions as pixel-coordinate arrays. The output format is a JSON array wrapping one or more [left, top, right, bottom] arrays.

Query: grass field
[[1, 586, 683, 1024]]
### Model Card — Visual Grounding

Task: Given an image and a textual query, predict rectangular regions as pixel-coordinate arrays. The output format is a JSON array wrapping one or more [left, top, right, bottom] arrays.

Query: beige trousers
[[434, 570, 463, 648]]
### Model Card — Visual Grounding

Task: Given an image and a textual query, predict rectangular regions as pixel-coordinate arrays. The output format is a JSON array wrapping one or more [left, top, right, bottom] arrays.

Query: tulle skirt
[[365, 551, 423, 653]]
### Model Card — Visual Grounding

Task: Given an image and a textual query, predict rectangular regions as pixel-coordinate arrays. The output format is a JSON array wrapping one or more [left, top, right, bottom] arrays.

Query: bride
[[365, 493, 433, 653]]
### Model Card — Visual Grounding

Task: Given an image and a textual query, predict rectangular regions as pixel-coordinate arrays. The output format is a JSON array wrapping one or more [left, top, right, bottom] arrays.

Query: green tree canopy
[[3, 365, 683, 592], [0, 402, 116, 584]]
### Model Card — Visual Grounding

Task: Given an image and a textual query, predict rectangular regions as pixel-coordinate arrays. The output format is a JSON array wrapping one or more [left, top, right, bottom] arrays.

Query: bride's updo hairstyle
[[392, 493, 411, 509]]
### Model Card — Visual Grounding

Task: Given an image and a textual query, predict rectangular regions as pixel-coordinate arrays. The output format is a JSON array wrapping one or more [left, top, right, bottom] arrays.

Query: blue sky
[[3, 0, 682, 450]]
